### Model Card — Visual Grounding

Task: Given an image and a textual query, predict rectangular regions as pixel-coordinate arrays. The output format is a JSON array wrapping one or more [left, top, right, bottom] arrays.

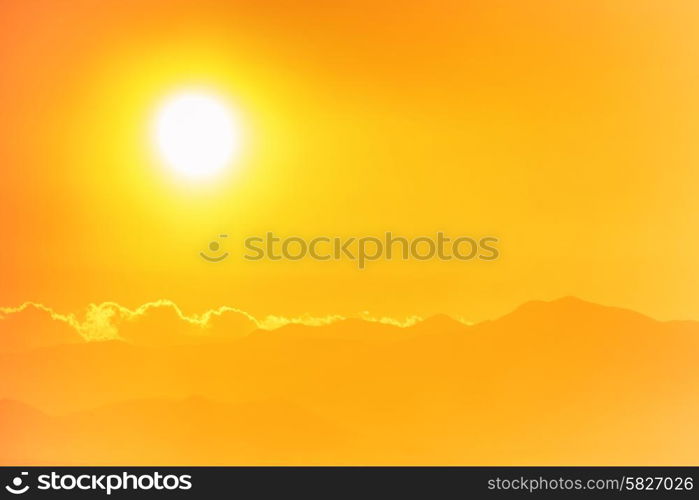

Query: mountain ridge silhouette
[[2, 296, 688, 352], [2, 296, 697, 464]]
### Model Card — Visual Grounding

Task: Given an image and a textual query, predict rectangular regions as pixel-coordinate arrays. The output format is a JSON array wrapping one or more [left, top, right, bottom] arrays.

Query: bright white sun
[[155, 93, 239, 178]]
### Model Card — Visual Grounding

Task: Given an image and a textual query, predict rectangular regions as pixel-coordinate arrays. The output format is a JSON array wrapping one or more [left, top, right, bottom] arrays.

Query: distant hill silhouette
[[249, 318, 417, 344], [116, 306, 258, 346], [1, 297, 698, 464], [0, 397, 351, 465], [0, 306, 82, 352]]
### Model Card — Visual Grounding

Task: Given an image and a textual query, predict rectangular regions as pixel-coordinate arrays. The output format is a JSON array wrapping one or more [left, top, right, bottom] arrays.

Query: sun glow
[[154, 93, 240, 178]]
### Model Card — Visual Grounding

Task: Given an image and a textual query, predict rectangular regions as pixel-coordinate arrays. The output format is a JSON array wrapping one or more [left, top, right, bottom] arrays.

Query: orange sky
[[2, 0, 699, 322]]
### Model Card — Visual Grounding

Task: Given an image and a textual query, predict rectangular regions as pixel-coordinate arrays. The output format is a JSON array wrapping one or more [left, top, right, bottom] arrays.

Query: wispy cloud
[[0, 300, 443, 343]]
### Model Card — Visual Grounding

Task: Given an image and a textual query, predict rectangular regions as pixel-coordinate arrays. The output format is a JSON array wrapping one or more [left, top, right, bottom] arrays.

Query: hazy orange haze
[[1, 0, 699, 465], [2, 1, 699, 321]]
